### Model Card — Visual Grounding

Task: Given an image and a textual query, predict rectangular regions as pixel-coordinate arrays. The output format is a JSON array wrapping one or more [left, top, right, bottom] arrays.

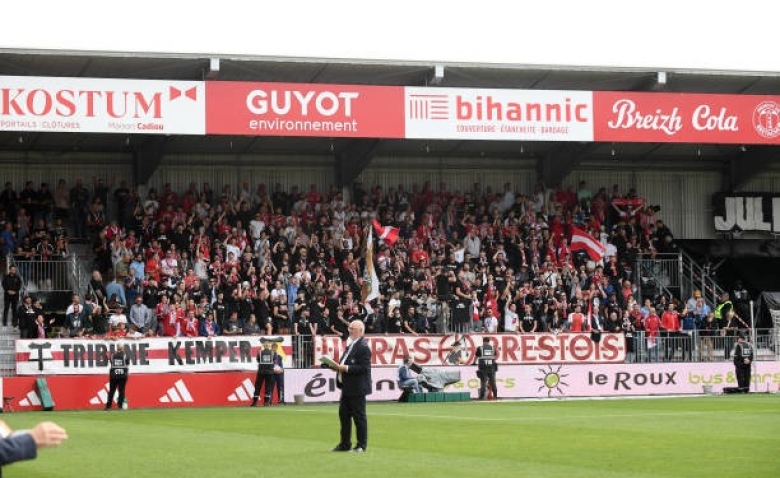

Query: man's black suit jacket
[[338, 337, 372, 397], [0, 432, 37, 471]]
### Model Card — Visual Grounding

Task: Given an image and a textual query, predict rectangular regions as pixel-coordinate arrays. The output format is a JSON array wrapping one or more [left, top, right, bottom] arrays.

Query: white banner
[[315, 332, 626, 367], [16, 336, 292, 375], [404, 87, 594, 141], [286, 361, 780, 402], [0, 76, 205, 134]]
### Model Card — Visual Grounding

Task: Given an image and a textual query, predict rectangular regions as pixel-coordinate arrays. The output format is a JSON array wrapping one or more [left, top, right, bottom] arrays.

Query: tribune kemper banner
[[15, 336, 293, 375], [314, 333, 626, 366]]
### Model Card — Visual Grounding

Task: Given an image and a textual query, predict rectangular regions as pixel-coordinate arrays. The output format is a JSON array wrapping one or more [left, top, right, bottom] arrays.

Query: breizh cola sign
[[713, 193, 780, 233]]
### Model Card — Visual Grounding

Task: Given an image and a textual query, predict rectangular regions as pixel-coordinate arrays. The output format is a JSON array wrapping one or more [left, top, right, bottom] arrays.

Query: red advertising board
[[2, 373, 264, 411], [205, 81, 405, 138], [594, 91, 780, 144]]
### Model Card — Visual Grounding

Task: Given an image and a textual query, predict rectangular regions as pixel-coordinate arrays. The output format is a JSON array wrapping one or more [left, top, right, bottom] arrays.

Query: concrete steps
[[0, 326, 19, 377]]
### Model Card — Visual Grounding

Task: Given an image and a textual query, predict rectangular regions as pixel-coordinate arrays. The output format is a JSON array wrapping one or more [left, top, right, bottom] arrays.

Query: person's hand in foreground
[[29, 422, 68, 448]]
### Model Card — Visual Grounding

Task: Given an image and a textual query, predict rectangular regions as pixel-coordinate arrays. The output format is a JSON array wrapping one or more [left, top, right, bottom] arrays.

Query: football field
[[6, 395, 779, 478]]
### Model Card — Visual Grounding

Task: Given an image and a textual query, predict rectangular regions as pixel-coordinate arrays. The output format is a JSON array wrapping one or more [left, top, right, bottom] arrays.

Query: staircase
[[0, 326, 18, 377], [679, 249, 726, 306], [635, 251, 726, 308], [0, 245, 95, 377]]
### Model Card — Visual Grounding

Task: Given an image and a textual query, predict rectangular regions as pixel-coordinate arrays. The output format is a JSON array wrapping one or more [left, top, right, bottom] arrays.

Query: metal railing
[[635, 253, 682, 304], [624, 328, 776, 363], [7, 254, 92, 298], [634, 252, 729, 315], [0, 327, 774, 380], [680, 249, 726, 308]]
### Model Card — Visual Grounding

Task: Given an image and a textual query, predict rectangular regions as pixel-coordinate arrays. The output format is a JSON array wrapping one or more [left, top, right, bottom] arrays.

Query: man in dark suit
[[329, 320, 372, 453], [0, 420, 68, 472]]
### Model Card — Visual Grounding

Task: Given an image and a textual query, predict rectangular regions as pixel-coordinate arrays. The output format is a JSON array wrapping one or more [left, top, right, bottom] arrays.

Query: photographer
[[397, 355, 422, 394]]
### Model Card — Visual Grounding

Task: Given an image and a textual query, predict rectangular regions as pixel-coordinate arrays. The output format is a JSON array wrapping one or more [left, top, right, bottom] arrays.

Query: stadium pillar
[[133, 136, 167, 186], [334, 139, 381, 189], [538, 143, 591, 187]]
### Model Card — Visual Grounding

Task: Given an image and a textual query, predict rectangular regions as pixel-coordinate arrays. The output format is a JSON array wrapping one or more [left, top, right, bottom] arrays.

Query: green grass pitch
[[5, 395, 779, 478]]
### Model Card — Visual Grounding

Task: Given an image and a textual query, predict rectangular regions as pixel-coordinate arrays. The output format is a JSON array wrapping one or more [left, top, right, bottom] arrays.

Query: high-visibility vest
[[714, 300, 732, 319]]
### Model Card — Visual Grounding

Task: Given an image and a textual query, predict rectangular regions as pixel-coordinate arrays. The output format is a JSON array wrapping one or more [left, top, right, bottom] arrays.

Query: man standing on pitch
[[105, 346, 129, 410], [329, 320, 372, 453], [732, 332, 753, 393], [474, 336, 498, 400], [251, 338, 276, 407]]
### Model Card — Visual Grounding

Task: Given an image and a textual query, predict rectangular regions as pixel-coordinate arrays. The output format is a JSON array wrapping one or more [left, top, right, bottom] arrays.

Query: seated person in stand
[[397, 355, 422, 393], [105, 321, 128, 340]]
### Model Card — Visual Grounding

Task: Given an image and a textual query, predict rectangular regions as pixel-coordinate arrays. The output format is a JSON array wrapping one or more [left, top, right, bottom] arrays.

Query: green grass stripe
[[4, 395, 778, 478]]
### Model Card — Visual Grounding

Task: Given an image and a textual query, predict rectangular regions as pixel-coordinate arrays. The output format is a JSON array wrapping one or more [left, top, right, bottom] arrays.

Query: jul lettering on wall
[[712, 192, 780, 233]]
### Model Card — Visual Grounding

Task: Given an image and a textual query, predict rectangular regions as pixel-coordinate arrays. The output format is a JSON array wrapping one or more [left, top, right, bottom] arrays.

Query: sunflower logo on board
[[535, 365, 569, 397]]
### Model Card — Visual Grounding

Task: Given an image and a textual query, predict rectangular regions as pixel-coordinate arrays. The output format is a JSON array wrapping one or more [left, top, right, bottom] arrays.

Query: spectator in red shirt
[[181, 309, 200, 337], [660, 301, 682, 361], [567, 303, 587, 332], [644, 307, 661, 362], [410, 244, 430, 267]]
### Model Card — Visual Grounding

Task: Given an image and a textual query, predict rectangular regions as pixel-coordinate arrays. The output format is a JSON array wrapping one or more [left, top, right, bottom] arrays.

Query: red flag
[[372, 219, 399, 247], [570, 225, 605, 261]]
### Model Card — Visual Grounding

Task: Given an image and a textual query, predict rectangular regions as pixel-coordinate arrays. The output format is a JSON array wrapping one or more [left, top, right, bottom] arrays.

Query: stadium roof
[[2, 49, 780, 187]]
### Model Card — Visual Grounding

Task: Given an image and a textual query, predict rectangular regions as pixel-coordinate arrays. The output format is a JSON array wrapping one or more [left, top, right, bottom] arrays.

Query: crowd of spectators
[[1, 176, 690, 351]]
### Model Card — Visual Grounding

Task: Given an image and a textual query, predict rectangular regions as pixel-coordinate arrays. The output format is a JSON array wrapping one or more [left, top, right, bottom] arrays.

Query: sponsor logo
[[534, 365, 570, 397], [26, 341, 54, 371], [407, 93, 449, 120], [0, 87, 165, 119], [158, 379, 194, 403], [0, 83, 199, 120], [752, 101, 780, 138], [454, 95, 589, 123], [245, 88, 359, 117], [169, 86, 197, 102], [606, 98, 739, 135], [89, 382, 111, 405], [18, 390, 42, 407], [227, 378, 255, 402], [588, 371, 677, 390]]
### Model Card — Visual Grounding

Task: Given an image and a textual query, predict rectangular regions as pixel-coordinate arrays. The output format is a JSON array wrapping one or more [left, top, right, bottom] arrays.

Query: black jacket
[[1, 273, 21, 296], [338, 337, 372, 397]]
